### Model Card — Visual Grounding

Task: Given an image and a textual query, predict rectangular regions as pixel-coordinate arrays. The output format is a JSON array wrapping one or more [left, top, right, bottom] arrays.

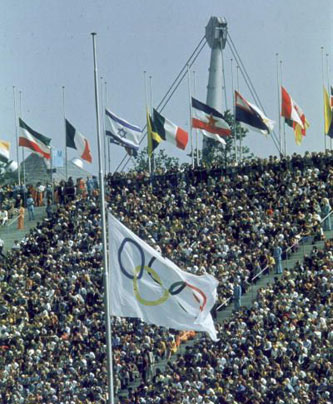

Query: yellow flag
[[324, 87, 333, 136]]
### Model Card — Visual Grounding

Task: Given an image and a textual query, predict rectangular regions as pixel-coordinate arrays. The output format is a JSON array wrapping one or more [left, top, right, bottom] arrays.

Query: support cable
[[227, 33, 281, 153], [114, 36, 207, 173]]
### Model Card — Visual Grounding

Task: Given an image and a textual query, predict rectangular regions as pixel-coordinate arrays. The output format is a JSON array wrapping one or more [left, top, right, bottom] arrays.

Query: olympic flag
[[108, 213, 219, 341]]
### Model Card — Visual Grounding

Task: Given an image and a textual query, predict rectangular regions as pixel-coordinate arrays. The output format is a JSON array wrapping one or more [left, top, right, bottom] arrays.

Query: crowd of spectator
[[107, 151, 333, 307], [126, 240, 332, 403], [0, 180, 181, 403], [0, 150, 332, 403]]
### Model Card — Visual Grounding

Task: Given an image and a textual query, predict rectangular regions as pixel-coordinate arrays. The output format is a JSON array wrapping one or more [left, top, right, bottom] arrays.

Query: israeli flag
[[105, 108, 142, 152]]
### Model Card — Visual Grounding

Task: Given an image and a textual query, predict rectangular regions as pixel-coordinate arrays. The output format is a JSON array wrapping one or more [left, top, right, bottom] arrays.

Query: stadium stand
[[0, 150, 332, 403]]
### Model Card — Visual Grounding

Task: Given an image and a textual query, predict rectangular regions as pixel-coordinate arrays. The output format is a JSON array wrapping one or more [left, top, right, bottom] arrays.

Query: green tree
[[133, 148, 180, 172]]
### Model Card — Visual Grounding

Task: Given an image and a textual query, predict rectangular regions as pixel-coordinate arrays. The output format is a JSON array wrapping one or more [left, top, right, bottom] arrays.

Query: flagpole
[[276, 53, 282, 156], [62, 86, 68, 181], [91, 32, 114, 404], [236, 66, 241, 163], [221, 44, 228, 110], [105, 81, 111, 172], [19, 90, 26, 185], [13, 86, 20, 186], [144, 71, 151, 175], [101, 76, 107, 173], [230, 58, 237, 164], [187, 64, 194, 168], [321, 46, 327, 152], [326, 53, 332, 150], [193, 70, 199, 166], [280, 60, 287, 156], [149, 75, 154, 174]]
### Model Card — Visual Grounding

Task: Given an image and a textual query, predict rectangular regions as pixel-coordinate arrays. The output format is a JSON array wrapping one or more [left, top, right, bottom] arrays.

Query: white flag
[[109, 213, 219, 341], [105, 108, 142, 152]]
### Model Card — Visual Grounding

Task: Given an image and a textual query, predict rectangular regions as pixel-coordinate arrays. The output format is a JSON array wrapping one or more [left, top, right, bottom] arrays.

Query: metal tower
[[203, 16, 228, 156]]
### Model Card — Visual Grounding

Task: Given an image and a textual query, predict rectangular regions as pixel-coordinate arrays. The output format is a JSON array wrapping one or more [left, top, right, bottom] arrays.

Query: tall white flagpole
[[149, 75, 154, 174], [236, 66, 242, 163], [19, 90, 26, 185], [187, 64, 194, 168], [101, 76, 107, 173], [280, 60, 287, 156], [13, 86, 20, 186], [62, 86, 68, 181], [230, 58, 237, 164], [326, 53, 332, 150], [193, 70, 199, 166], [276, 53, 282, 156], [91, 32, 114, 404], [144, 71, 151, 175], [321, 46, 327, 152], [105, 81, 111, 172]]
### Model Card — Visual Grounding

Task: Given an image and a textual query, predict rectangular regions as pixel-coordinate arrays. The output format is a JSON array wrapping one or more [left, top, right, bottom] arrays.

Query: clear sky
[[0, 0, 332, 174]]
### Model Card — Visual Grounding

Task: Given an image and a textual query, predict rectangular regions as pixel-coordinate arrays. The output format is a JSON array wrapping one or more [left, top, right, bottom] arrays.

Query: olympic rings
[[118, 237, 207, 311], [133, 265, 170, 306], [118, 238, 145, 280]]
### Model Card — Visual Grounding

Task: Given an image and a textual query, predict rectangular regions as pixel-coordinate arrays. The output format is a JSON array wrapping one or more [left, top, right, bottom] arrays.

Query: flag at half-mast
[[235, 91, 274, 135], [324, 87, 333, 138], [281, 86, 304, 128], [109, 212, 219, 341], [191, 98, 230, 144], [0, 140, 10, 163], [293, 103, 309, 145], [105, 108, 142, 154], [19, 118, 51, 159], [65, 119, 92, 163], [147, 110, 162, 157], [153, 109, 189, 150]]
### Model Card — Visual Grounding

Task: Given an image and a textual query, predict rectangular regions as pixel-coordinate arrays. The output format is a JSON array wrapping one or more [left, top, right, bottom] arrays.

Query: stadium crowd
[[0, 150, 332, 403]]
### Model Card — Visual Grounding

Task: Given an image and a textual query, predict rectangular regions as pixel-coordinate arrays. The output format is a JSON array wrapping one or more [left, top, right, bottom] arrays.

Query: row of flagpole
[[9, 45, 333, 188]]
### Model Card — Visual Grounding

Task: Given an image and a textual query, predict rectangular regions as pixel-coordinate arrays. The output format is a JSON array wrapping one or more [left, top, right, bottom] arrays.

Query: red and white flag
[[19, 118, 51, 159], [191, 97, 230, 144], [281, 86, 304, 128]]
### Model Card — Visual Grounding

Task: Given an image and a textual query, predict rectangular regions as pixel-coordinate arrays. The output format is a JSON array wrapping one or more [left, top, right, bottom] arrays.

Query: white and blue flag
[[105, 108, 142, 155]]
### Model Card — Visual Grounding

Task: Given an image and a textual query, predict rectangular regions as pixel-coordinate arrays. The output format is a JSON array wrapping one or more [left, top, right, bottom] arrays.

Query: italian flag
[[19, 118, 51, 159], [66, 119, 92, 163], [153, 109, 188, 150]]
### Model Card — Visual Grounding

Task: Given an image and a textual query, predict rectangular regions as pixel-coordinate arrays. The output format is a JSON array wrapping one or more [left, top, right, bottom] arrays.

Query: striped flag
[[281, 87, 304, 128], [153, 109, 188, 150], [191, 98, 230, 144], [65, 119, 92, 163], [0, 140, 10, 163], [235, 91, 274, 135], [19, 118, 51, 159], [105, 109, 142, 153]]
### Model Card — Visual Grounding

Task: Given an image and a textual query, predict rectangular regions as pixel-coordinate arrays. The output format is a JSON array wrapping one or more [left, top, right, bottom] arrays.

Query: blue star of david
[[117, 128, 127, 138]]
